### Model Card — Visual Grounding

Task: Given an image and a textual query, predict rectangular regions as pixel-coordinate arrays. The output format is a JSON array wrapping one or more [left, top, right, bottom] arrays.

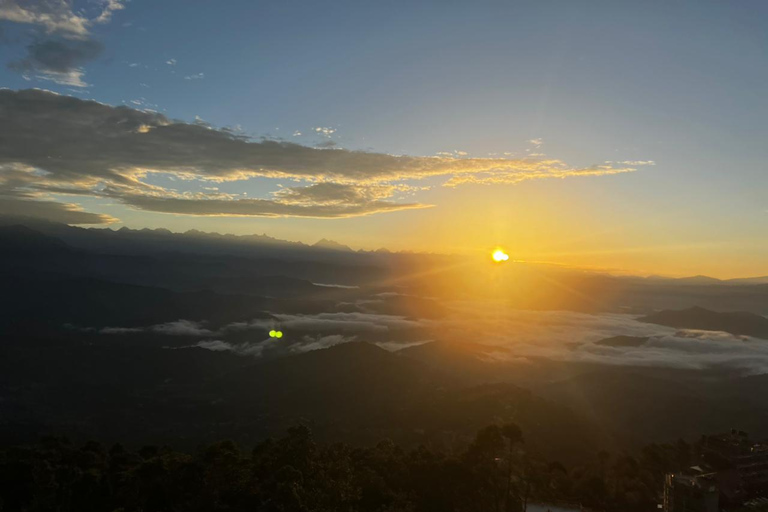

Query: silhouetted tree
[[0, 422, 682, 512]]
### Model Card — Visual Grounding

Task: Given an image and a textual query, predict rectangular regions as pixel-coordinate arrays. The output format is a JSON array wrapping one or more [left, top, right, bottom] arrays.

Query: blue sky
[[1, 0, 767, 276]]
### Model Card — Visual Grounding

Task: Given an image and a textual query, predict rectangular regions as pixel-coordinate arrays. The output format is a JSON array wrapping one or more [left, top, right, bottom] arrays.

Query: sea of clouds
[[95, 300, 768, 373]]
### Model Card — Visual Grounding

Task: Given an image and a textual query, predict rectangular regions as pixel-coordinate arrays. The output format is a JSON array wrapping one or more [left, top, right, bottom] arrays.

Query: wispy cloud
[[96, 301, 768, 372], [99, 319, 213, 336], [313, 126, 336, 137], [8, 38, 103, 87], [191, 333, 358, 358], [607, 160, 656, 166], [443, 163, 638, 187], [0, 0, 125, 86], [93, 0, 125, 24], [434, 304, 768, 374], [195, 340, 268, 357], [151, 319, 213, 336], [221, 312, 429, 333], [0, 0, 91, 37]]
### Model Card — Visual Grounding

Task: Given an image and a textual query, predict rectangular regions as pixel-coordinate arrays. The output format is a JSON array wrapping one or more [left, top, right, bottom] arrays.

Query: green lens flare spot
[[269, 330, 276, 338], [275, 331, 283, 338]]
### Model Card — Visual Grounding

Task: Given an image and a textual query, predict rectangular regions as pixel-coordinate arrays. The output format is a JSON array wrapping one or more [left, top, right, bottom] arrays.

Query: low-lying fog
[[94, 294, 768, 374]]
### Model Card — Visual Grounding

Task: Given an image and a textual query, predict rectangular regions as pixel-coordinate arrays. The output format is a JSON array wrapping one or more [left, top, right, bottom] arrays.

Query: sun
[[492, 249, 509, 262]]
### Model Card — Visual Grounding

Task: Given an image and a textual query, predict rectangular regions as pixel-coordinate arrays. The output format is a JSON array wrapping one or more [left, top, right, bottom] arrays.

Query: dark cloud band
[[0, 89, 641, 224]]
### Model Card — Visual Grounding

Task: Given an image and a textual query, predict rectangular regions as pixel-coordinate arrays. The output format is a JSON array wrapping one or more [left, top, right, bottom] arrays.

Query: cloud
[[195, 340, 268, 357], [528, 138, 543, 147], [612, 160, 655, 166], [9, 37, 103, 86], [99, 326, 142, 334], [150, 319, 213, 336], [434, 304, 768, 374], [312, 282, 360, 289], [0, 0, 125, 36], [0, 162, 115, 224], [313, 126, 336, 137], [184, 72, 204, 80], [0, 195, 115, 224], [192, 334, 359, 358], [190, 335, 430, 358], [567, 331, 768, 374], [290, 334, 356, 353], [114, 194, 428, 219], [96, 296, 768, 372], [271, 182, 419, 206], [0, 89, 643, 223], [196, 340, 232, 351], [92, 0, 125, 24], [0, 0, 91, 37], [442, 163, 636, 187], [1, 0, 124, 86], [99, 319, 214, 336], [375, 340, 432, 352], [222, 312, 429, 334], [99, 313, 419, 342]]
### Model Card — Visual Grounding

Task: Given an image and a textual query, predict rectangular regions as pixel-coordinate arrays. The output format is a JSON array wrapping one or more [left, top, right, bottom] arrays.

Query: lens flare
[[492, 249, 509, 262]]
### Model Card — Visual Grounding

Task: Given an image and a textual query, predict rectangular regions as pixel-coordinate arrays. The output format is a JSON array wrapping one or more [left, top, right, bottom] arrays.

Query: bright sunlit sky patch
[[1, 0, 767, 277]]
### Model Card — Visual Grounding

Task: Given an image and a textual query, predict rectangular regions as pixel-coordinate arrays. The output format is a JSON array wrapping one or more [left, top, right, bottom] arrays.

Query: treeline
[[0, 424, 692, 512]]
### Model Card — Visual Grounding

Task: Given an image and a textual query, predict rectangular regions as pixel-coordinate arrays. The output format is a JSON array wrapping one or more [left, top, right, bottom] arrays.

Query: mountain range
[[2, 215, 768, 461]]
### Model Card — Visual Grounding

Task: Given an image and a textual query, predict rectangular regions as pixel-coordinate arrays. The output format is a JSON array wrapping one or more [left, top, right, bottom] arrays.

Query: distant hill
[[672, 275, 768, 286], [0, 215, 366, 261], [0, 273, 274, 331], [673, 275, 723, 285], [396, 340, 514, 384], [0, 339, 601, 463], [640, 306, 768, 339], [536, 366, 736, 448], [725, 276, 768, 286], [239, 343, 600, 461], [0, 224, 70, 254], [312, 238, 353, 252], [400, 340, 504, 361]]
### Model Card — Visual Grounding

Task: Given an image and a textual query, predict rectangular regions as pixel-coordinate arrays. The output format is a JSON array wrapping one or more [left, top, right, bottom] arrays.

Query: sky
[[0, 0, 766, 278]]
